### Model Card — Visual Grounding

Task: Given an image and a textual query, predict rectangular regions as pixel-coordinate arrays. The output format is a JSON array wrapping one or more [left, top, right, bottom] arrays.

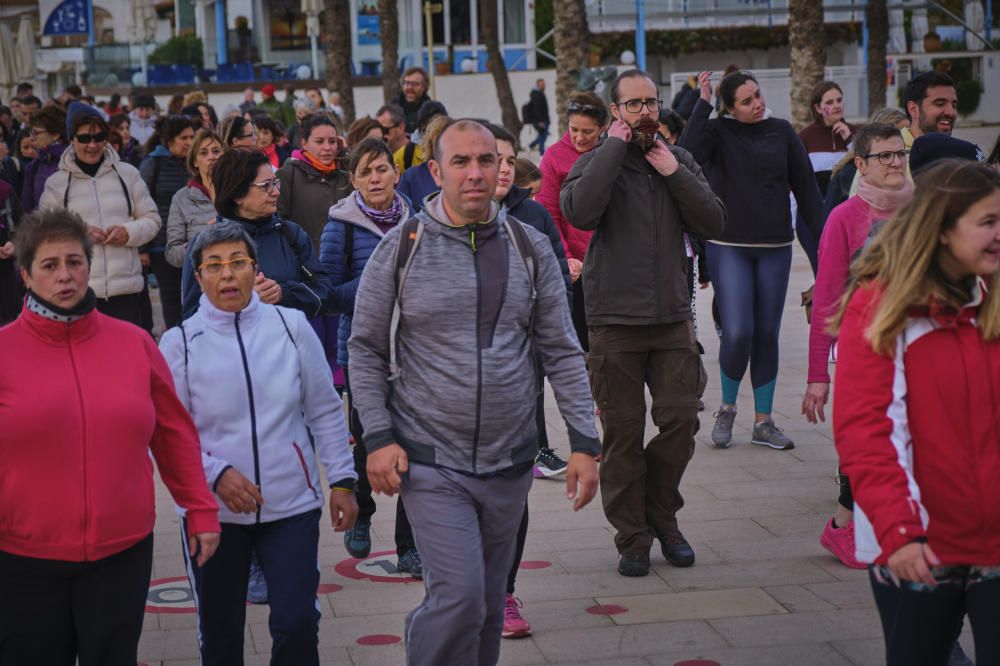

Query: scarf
[[263, 143, 279, 169], [188, 177, 212, 199], [26, 288, 97, 323], [75, 155, 104, 178], [857, 175, 914, 215], [293, 148, 338, 175], [355, 190, 404, 227]]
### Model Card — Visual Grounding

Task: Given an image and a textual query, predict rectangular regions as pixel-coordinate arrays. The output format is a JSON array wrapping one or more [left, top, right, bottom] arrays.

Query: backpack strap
[[502, 216, 539, 331], [388, 217, 423, 381], [273, 305, 296, 347], [277, 221, 315, 281], [64, 166, 134, 218], [403, 142, 417, 171]]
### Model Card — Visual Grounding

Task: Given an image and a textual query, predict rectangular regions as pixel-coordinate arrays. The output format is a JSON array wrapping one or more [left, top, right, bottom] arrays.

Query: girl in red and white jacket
[[833, 159, 1000, 666]]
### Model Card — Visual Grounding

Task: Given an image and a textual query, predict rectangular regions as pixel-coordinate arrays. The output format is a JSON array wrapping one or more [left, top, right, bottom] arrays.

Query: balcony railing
[[587, 0, 867, 32]]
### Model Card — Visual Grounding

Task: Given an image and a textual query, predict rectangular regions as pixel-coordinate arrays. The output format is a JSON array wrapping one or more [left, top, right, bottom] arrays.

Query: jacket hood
[[148, 144, 173, 158], [327, 191, 411, 238], [218, 213, 284, 237], [502, 184, 532, 210], [58, 143, 123, 177], [197, 289, 262, 331], [37, 142, 68, 162]]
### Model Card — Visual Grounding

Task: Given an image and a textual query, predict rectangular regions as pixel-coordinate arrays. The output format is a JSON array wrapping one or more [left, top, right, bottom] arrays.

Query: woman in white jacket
[[159, 222, 357, 666], [40, 102, 160, 328]]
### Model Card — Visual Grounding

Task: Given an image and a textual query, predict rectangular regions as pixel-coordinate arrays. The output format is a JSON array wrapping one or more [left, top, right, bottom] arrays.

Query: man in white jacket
[[159, 223, 357, 666]]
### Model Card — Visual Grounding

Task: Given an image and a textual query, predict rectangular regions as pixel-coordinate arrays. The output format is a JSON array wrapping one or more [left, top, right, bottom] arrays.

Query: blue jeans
[[528, 123, 549, 153]]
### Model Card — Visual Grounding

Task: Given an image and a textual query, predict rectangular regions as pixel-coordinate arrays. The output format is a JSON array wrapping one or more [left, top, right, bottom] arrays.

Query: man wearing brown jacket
[[561, 69, 726, 577]]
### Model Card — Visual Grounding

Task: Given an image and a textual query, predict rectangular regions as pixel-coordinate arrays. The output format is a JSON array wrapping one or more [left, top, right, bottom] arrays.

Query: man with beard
[[393, 67, 432, 134], [561, 70, 726, 578]]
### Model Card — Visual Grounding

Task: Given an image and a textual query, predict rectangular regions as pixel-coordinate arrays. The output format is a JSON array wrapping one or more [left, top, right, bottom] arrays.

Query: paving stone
[[654, 556, 837, 592], [595, 587, 787, 624], [531, 621, 729, 661], [763, 584, 838, 612], [644, 642, 856, 666], [804, 580, 877, 609], [515, 570, 672, 603], [327, 582, 428, 617], [829, 637, 885, 666], [708, 608, 883, 648]]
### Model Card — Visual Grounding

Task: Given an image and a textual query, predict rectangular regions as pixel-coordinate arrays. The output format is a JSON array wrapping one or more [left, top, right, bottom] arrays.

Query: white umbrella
[[14, 16, 36, 81], [0, 23, 19, 102]]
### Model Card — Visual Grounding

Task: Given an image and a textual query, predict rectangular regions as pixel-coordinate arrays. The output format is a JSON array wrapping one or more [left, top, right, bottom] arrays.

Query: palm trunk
[[866, 0, 888, 113], [789, 0, 826, 131], [379, 0, 401, 103], [479, 0, 523, 136], [554, 0, 589, 136], [323, 0, 356, 126]]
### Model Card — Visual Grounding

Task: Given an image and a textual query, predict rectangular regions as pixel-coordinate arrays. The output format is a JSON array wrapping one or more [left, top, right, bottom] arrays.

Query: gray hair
[[294, 97, 318, 113], [189, 222, 258, 269], [376, 103, 405, 126]]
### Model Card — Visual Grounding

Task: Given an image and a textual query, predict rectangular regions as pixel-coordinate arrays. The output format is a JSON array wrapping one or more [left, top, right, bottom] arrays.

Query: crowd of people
[[1, 61, 1000, 666]]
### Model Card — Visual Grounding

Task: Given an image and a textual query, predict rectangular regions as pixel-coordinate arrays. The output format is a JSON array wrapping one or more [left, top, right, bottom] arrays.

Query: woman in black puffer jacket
[[139, 115, 195, 328]]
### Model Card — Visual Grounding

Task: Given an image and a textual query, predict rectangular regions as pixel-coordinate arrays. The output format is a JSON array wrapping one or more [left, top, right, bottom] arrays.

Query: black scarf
[[27, 288, 97, 323]]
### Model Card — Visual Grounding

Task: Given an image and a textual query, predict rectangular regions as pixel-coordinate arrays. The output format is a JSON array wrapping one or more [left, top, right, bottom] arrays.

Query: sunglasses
[[75, 132, 108, 144]]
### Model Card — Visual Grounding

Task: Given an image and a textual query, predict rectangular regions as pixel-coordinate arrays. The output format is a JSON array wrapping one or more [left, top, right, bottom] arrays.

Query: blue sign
[[44, 0, 90, 36]]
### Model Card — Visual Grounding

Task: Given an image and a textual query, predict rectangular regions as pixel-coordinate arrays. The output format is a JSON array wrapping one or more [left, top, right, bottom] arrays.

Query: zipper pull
[[468, 224, 477, 253]]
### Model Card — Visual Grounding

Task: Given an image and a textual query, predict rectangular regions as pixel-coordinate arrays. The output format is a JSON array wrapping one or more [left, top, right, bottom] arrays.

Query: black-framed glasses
[[75, 132, 108, 144], [863, 150, 908, 166], [252, 177, 281, 193], [620, 98, 662, 113]]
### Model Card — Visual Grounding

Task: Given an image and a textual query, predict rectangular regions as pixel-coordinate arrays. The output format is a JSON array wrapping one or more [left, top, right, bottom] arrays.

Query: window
[[503, 0, 525, 43]]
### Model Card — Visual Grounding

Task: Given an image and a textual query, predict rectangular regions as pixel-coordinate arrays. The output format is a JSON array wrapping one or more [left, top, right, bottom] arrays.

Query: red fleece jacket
[[536, 132, 593, 262], [0, 306, 220, 562]]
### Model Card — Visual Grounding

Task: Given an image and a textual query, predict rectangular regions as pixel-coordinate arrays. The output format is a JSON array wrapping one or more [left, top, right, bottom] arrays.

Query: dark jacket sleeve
[[20, 159, 38, 213], [677, 98, 716, 167], [279, 221, 335, 318], [559, 137, 628, 232], [180, 245, 200, 319], [822, 162, 856, 226], [539, 209, 573, 310], [318, 218, 359, 315], [785, 123, 824, 240], [665, 147, 726, 241]]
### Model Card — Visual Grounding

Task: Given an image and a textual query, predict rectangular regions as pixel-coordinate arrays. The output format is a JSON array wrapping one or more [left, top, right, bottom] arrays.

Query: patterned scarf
[[355, 190, 404, 226]]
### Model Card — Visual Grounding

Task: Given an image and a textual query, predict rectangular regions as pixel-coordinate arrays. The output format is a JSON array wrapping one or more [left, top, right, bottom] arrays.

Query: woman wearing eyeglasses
[[161, 221, 357, 665], [140, 114, 197, 329], [219, 115, 258, 151], [165, 130, 223, 269], [802, 123, 913, 569], [21, 106, 67, 213], [180, 148, 332, 322], [679, 70, 823, 451], [39, 102, 160, 328]]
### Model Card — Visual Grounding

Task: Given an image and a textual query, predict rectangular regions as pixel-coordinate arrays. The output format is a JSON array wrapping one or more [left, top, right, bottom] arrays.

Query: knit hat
[[262, 84, 276, 97], [417, 100, 448, 130], [133, 93, 156, 109], [909, 133, 985, 175], [66, 101, 105, 139]]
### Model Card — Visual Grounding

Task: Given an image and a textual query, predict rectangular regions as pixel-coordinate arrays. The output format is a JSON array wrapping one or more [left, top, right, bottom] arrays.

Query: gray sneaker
[[751, 418, 795, 450], [711, 405, 737, 448]]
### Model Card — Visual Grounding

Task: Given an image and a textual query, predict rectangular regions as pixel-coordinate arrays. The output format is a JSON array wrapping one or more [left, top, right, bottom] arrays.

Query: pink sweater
[[808, 196, 895, 383]]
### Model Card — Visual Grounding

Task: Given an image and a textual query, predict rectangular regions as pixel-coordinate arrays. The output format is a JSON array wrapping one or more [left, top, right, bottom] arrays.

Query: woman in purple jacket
[[21, 106, 68, 213]]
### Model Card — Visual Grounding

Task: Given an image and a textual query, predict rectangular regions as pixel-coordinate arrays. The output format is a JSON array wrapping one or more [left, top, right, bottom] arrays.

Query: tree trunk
[[866, 0, 888, 114], [554, 0, 589, 135], [479, 0, 522, 137], [788, 0, 825, 131], [379, 0, 401, 103], [323, 0, 356, 126]]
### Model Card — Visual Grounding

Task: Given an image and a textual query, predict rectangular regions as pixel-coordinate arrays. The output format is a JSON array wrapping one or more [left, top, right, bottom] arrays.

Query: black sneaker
[[343, 517, 372, 559], [656, 529, 696, 568], [533, 447, 568, 479], [397, 548, 423, 579], [617, 551, 651, 577]]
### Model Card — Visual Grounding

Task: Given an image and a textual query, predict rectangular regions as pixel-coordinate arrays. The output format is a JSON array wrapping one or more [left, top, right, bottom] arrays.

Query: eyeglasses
[[863, 150, 908, 165], [198, 257, 255, 275], [252, 178, 281, 193], [379, 123, 397, 132], [74, 132, 108, 144], [240, 132, 257, 139], [619, 98, 662, 113], [29, 127, 49, 137], [402, 79, 424, 88]]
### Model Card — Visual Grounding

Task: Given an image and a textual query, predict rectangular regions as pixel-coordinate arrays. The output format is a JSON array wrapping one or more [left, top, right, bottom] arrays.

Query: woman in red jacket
[[535, 91, 608, 351], [833, 159, 1000, 666], [0, 209, 221, 666]]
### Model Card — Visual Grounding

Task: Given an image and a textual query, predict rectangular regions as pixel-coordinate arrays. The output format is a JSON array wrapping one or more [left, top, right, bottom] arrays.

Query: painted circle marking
[[585, 604, 628, 616], [674, 661, 721, 666], [357, 634, 402, 646], [146, 576, 197, 614], [318, 583, 344, 594], [334, 550, 421, 583], [519, 560, 551, 570]]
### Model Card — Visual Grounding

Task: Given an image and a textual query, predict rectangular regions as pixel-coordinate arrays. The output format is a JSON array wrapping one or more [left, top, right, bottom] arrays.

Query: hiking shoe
[[246, 556, 268, 604], [820, 518, 865, 569], [502, 594, 532, 638], [711, 405, 737, 448], [397, 548, 423, 579], [533, 447, 568, 478], [343, 517, 372, 559], [617, 550, 651, 577], [751, 418, 795, 450], [656, 530, 696, 568]]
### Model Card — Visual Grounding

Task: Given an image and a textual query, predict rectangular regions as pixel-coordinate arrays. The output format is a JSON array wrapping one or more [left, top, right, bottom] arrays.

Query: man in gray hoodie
[[348, 119, 599, 666]]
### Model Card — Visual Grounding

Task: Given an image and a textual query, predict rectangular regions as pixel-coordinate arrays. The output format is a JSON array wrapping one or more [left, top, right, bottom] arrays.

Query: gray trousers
[[401, 463, 533, 666]]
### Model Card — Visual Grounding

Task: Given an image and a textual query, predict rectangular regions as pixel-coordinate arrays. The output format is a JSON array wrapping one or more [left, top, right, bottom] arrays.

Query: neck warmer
[[355, 190, 404, 227], [857, 175, 914, 215], [295, 148, 339, 175], [26, 288, 97, 323], [75, 155, 104, 178]]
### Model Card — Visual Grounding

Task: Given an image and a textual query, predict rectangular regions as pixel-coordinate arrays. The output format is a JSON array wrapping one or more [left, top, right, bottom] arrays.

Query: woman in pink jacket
[[535, 91, 609, 350], [802, 123, 913, 570]]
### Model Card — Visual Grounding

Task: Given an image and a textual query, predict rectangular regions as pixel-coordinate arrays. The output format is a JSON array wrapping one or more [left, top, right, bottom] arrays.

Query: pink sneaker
[[820, 518, 866, 569], [502, 594, 531, 638]]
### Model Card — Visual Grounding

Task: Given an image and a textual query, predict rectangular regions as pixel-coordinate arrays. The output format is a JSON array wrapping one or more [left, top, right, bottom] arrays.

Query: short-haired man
[[376, 103, 407, 152], [394, 67, 431, 134], [239, 86, 256, 115], [525, 78, 550, 154], [349, 119, 599, 665], [19, 95, 41, 127], [562, 70, 726, 577], [15, 82, 33, 100]]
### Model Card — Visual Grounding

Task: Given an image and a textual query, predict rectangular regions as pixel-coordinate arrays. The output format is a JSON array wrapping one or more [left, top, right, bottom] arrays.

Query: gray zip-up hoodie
[[348, 195, 600, 475]]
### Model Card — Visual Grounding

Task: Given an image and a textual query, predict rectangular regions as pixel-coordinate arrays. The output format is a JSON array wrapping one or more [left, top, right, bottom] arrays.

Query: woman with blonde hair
[[165, 129, 223, 267], [396, 114, 452, 212], [833, 159, 1000, 666]]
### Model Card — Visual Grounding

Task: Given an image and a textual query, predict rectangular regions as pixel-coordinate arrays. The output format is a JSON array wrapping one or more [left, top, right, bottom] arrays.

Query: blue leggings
[[705, 243, 792, 415]]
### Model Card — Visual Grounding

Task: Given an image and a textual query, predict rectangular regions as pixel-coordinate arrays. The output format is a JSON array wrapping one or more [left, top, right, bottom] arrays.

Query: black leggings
[[837, 469, 854, 511], [507, 504, 530, 595]]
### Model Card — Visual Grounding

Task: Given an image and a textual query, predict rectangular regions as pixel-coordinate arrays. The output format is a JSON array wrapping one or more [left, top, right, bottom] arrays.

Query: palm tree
[[479, 0, 522, 136], [323, 0, 356, 125], [866, 0, 888, 113], [789, 0, 825, 131], [379, 0, 401, 103], [553, 0, 589, 135]]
